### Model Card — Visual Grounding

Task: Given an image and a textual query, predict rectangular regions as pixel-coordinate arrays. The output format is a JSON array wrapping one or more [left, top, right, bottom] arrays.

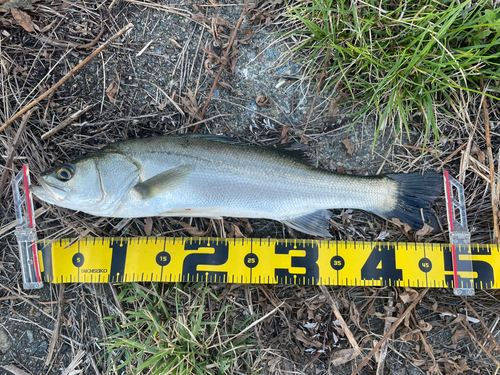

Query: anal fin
[[282, 210, 332, 237]]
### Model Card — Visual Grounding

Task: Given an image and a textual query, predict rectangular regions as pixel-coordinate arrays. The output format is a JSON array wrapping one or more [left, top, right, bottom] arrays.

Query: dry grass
[[0, 0, 499, 374]]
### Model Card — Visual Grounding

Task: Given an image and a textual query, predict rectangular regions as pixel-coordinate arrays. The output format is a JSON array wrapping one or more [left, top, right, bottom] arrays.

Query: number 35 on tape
[[37, 237, 498, 289]]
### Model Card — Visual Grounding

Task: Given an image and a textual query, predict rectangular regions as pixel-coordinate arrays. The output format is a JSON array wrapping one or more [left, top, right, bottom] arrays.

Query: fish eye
[[56, 164, 75, 181]]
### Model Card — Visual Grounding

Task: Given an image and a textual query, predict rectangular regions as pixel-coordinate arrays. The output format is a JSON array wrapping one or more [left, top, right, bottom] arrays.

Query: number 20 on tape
[[36, 237, 499, 289]]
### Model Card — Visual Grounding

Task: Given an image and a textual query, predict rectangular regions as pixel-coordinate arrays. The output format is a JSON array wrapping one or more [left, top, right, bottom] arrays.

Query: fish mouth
[[41, 179, 70, 194], [31, 177, 69, 203]]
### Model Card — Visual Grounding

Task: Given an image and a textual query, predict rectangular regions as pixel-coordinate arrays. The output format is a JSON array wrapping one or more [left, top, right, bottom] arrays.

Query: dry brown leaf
[[181, 88, 202, 120], [392, 218, 412, 234], [295, 329, 322, 348], [237, 28, 255, 44], [106, 81, 119, 104], [267, 357, 281, 373], [192, 12, 210, 25], [255, 95, 270, 106], [415, 223, 434, 241], [471, 143, 486, 164], [342, 136, 354, 156], [400, 288, 418, 304], [10, 8, 34, 32], [233, 224, 244, 238], [418, 320, 433, 332], [401, 327, 419, 342], [216, 81, 233, 91], [328, 94, 343, 116], [35, 19, 55, 33], [451, 329, 469, 345], [330, 348, 357, 366], [413, 359, 427, 366], [179, 221, 206, 237], [144, 218, 153, 236], [374, 312, 399, 322]]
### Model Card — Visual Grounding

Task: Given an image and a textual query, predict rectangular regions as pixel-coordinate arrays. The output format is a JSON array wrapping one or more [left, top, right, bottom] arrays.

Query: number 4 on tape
[[443, 171, 474, 296]]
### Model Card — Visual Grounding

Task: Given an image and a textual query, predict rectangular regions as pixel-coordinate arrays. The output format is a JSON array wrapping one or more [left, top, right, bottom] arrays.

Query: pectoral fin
[[282, 210, 333, 237], [134, 165, 194, 199]]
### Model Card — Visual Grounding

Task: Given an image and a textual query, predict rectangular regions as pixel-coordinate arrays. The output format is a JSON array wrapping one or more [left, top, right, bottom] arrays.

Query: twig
[[122, 0, 192, 17], [301, 49, 331, 143], [438, 142, 467, 170], [461, 296, 500, 351], [195, 0, 250, 133], [1, 364, 31, 375], [77, 27, 105, 49], [351, 288, 429, 375], [0, 282, 54, 321], [376, 291, 395, 375], [0, 23, 134, 134], [41, 104, 95, 140], [461, 321, 500, 367], [61, 349, 86, 375], [45, 284, 66, 366], [0, 107, 37, 196], [480, 80, 499, 243], [0, 295, 39, 301], [319, 285, 360, 356]]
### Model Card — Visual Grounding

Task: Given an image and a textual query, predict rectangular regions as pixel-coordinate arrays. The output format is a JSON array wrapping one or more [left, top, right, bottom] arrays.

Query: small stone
[[26, 330, 34, 343], [0, 326, 12, 353], [39, 341, 48, 352]]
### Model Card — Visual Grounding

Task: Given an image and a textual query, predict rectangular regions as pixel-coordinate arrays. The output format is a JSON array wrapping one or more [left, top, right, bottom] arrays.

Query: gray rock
[[0, 326, 12, 354]]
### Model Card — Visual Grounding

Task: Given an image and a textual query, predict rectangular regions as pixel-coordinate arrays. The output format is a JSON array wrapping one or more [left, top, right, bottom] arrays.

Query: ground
[[0, 0, 499, 374]]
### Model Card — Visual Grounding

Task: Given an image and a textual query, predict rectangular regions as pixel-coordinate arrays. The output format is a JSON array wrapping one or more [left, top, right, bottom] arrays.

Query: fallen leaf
[[256, 95, 270, 106], [328, 94, 343, 117], [10, 7, 34, 32], [392, 218, 412, 234], [330, 348, 358, 366], [400, 288, 418, 304], [237, 28, 255, 44], [181, 88, 202, 120], [295, 329, 322, 348], [267, 357, 281, 373], [106, 81, 119, 103], [451, 329, 469, 345], [144, 218, 153, 236], [418, 320, 433, 332], [415, 223, 434, 241], [342, 136, 354, 156], [216, 81, 233, 90], [192, 12, 210, 25], [471, 143, 486, 164], [233, 224, 244, 238], [179, 221, 206, 236]]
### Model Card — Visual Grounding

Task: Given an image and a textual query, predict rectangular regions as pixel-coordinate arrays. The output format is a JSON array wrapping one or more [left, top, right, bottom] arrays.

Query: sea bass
[[31, 135, 442, 237]]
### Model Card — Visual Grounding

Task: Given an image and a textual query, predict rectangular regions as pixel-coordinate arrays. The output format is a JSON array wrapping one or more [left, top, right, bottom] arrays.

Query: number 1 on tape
[[443, 170, 474, 296]]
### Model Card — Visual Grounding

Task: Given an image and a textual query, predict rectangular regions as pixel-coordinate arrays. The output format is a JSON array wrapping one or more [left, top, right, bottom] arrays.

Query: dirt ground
[[1, 0, 500, 374]]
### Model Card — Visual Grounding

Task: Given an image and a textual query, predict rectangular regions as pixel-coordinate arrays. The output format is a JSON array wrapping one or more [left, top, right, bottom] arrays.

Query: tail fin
[[377, 172, 443, 229]]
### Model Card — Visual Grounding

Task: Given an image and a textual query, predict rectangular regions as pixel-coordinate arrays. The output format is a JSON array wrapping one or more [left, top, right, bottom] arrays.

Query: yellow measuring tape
[[37, 237, 498, 289]]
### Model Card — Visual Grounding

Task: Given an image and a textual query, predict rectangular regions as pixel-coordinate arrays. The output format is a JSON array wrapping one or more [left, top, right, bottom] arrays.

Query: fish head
[[31, 150, 140, 215]]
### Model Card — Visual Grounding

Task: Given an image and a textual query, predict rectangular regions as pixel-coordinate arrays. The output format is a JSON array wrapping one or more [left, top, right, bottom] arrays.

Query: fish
[[30, 135, 442, 237]]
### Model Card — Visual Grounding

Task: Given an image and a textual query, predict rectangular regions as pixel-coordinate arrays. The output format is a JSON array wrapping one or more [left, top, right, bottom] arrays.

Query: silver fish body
[[31, 135, 441, 236]]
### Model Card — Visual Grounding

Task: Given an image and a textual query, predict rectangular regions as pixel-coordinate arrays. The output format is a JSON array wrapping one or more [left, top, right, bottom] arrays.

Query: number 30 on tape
[[36, 237, 498, 289]]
